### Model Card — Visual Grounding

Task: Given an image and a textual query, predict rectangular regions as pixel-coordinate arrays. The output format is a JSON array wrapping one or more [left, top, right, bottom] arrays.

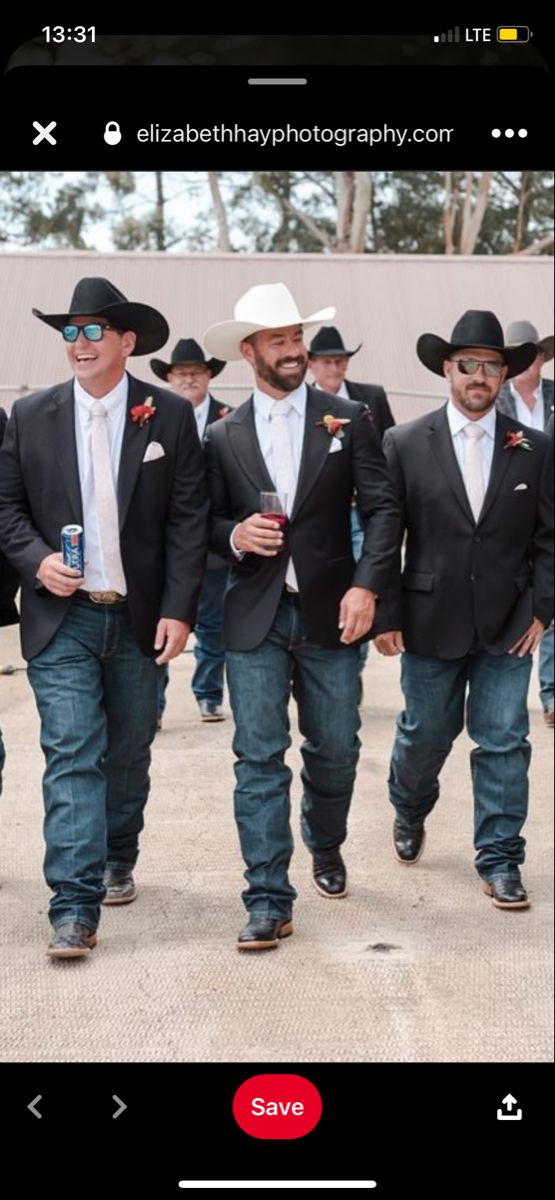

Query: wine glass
[[260, 491, 288, 531]]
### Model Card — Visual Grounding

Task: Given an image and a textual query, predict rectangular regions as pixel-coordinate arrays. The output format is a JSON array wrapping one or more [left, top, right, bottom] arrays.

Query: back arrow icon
[[112, 1095, 127, 1119], [27, 1095, 42, 1119]]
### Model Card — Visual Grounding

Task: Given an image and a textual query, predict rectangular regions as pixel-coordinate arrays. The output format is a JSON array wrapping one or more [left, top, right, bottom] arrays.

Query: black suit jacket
[[497, 377, 554, 428], [204, 394, 233, 571], [0, 375, 209, 660], [204, 385, 401, 651], [0, 409, 19, 627], [345, 381, 395, 443], [382, 405, 553, 658]]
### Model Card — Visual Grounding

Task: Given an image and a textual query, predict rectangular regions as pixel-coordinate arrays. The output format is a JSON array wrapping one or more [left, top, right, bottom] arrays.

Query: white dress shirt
[[447, 400, 496, 494], [510, 381, 545, 431], [193, 393, 211, 442], [314, 380, 350, 399], [74, 374, 128, 592], [253, 383, 307, 485], [230, 384, 307, 576]]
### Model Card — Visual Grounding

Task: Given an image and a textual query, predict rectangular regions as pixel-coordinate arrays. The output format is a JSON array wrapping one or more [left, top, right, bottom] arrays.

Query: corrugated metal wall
[[0, 252, 552, 419]]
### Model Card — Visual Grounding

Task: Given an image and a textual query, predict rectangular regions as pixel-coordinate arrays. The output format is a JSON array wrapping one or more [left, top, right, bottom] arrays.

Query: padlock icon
[[104, 121, 122, 146]]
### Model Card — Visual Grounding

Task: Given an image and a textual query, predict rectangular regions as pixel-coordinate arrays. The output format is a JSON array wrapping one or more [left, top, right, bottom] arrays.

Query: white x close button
[[32, 120, 57, 145]]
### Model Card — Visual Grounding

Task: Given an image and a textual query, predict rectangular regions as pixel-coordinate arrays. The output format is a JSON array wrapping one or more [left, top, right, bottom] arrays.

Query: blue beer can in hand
[[61, 524, 85, 574]]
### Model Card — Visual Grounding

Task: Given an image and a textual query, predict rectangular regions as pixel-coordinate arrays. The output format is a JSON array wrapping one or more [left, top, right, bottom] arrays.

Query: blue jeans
[[27, 595, 158, 931], [350, 506, 369, 671], [389, 649, 533, 881], [539, 624, 554, 712], [156, 567, 227, 716], [0, 725, 4, 797], [226, 592, 361, 919], [192, 566, 227, 703]]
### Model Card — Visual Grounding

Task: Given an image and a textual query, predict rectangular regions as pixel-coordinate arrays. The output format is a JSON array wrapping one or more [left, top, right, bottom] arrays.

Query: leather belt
[[79, 590, 127, 605]]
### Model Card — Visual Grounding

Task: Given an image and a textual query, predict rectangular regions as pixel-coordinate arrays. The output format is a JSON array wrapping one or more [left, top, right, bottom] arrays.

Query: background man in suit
[[375, 311, 553, 910], [203, 283, 400, 950], [308, 326, 396, 691], [0, 278, 208, 957], [151, 339, 230, 724], [308, 326, 395, 443], [0, 407, 20, 798], [497, 320, 554, 727]]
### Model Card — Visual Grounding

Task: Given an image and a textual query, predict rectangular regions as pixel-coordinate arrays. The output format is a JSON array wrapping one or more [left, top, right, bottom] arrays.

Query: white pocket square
[[514, 483, 528, 491], [143, 441, 165, 462], [328, 438, 343, 453]]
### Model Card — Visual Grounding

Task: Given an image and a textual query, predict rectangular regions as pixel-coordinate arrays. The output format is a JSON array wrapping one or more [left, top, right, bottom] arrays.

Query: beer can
[[61, 524, 85, 574]]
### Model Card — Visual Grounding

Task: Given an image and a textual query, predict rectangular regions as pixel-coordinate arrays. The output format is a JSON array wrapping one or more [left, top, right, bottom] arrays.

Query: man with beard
[[203, 283, 400, 949], [375, 311, 553, 911]]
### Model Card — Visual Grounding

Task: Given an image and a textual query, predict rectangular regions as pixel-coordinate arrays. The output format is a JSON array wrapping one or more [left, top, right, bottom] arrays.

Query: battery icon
[[497, 26, 530, 42]]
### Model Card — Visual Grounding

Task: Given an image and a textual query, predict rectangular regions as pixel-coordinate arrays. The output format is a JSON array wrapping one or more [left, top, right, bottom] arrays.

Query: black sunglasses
[[452, 357, 504, 378], [62, 322, 121, 343]]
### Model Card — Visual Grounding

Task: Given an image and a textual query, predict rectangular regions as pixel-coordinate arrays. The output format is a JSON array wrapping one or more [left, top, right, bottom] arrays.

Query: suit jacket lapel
[[227, 397, 276, 493], [117, 374, 153, 530], [428, 406, 475, 525], [478, 413, 516, 524], [291, 387, 336, 521], [52, 381, 83, 524], [543, 379, 554, 427]]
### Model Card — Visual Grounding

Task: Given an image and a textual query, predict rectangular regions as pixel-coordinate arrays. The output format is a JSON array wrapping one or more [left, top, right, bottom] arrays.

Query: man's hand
[[338, 587, 376, 644], [154, 618, 191, 664], [508, 617, 545, 657], [233, 514, 284, 557], [374, 631, 405, 656], [37, 552, 84, 597]]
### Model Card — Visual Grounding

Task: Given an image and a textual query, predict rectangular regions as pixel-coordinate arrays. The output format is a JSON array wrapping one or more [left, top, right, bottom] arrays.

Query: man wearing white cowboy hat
[[375, 310, 553, 911], [151, 338, 231, 725], [497, 320, 555, 727], [0, 277, 209, 958], [203, 282, 400, 950]]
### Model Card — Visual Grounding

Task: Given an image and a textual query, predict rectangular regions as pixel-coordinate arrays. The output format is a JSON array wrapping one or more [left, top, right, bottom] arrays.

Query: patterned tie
[[462, 423, 486, 522], [90, 400, 127, 593], [270, 400, 298, 590]]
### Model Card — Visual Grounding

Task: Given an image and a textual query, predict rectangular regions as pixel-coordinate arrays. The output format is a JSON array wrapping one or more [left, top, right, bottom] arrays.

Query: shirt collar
[[447, 399, 497, 439], [74, 373, 128, 417], [194, 394, 211, 422], [509, 380, 543, 405], [313, 380, 350, 399], [254, 382, 307, 421]]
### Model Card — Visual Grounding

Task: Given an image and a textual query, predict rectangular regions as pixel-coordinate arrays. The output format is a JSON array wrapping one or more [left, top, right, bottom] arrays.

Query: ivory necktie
[[462, 422, 486, 522], [90, 400, 127, 593], [270, 400, 298, 590]]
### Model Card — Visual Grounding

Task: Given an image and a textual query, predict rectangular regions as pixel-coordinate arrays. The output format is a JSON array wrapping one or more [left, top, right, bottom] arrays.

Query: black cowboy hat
[[32, 277, 169, 356], [150, 338, 225, 381], [417, 310, 537, 380], [308, 326, 362, 358]]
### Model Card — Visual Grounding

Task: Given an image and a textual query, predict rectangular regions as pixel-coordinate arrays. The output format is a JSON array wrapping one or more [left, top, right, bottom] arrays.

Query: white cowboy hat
[[203, 283, 336, 361]]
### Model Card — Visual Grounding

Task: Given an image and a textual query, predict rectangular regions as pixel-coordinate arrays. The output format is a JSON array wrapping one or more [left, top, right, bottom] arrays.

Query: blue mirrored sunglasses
[[62, 322, 120, 343]]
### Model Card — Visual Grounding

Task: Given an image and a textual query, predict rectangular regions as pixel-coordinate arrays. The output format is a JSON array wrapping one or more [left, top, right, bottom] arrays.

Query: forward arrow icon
[[112, 1095, 127, 1119]]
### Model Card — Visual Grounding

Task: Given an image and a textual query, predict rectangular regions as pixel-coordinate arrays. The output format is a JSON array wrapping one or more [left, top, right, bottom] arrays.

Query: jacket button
[[470, 574, 475, 581], [473, 535, 481, 543]]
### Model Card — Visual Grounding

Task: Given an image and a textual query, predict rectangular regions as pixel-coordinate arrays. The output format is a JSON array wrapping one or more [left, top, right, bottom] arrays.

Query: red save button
[[233, 1074, 323, 1140]]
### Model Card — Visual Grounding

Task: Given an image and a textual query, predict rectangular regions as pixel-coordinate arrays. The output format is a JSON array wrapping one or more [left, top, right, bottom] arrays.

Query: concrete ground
[[0, 624, 552, 1063]]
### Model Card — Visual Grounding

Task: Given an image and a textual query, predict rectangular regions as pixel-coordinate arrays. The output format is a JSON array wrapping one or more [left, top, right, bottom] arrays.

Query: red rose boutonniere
[[130, 396, 156, 428], [315, 414, 351, 439], [504, 429, 532, 452]]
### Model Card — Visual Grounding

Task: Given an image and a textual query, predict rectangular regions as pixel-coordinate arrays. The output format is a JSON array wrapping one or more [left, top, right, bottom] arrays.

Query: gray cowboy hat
[[505, 320, 554, 364]]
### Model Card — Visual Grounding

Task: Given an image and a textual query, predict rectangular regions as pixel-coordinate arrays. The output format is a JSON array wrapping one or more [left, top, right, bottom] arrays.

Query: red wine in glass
[[260, 491, 289, 533]]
